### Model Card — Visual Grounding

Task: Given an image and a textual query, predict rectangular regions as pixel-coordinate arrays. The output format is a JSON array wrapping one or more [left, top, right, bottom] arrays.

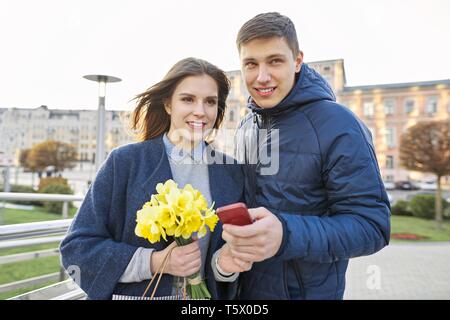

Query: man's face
[[239, 37, 303, 109]]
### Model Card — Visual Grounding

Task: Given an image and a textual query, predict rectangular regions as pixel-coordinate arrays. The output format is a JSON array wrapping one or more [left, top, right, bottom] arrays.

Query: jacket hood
[[248, 63, 336, 116]]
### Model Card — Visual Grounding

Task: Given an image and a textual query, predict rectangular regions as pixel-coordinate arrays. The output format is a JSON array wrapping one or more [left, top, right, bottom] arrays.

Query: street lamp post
[[83, 75, 121, 172]]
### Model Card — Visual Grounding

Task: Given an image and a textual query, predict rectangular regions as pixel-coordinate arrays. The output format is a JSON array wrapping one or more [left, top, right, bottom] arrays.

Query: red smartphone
[[216, 202, 253, 226]]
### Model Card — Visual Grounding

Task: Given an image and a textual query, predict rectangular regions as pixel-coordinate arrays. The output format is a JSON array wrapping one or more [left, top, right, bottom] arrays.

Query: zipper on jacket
[[283, 261, 291, 299]]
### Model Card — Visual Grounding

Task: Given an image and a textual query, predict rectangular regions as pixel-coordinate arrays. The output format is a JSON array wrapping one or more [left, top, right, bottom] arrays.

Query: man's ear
[[295, 51, 304, 73]]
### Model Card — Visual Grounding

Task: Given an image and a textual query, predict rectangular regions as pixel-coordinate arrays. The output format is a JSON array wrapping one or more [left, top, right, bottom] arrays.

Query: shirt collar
[[163, 133, 206, 164]]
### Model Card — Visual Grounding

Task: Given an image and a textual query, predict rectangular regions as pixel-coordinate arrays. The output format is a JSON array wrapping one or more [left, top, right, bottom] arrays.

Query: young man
[[222, 12, 391, 299]]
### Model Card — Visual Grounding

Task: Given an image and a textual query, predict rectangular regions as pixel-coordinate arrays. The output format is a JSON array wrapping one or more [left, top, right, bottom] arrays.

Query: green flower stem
[[175, 237, 211, 300]]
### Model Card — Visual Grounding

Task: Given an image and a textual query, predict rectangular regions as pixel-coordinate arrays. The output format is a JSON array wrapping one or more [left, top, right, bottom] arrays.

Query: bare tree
[[400, 120, 450, 228]]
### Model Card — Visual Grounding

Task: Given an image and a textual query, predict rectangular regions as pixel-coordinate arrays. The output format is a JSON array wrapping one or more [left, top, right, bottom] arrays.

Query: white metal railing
[[8, 279, 85, 300], [0, 193, 84, 219], [0, 192, 86, 299], [0, 219, 74, 295], [0, 219, 73, 250], [0, 219, 73, 240]]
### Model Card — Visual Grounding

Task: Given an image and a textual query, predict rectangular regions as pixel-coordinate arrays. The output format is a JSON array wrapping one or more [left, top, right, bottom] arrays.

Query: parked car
[[395, 181, 420, 190], [383, 181, 396, 190], [418, 180, 438, 191]]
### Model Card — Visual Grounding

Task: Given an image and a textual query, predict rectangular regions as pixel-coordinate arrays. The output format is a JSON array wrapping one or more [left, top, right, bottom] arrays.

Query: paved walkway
[[344, 242, 450, 299]]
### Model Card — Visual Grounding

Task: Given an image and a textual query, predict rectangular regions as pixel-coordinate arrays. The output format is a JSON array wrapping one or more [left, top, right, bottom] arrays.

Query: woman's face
[[165, 74, 219, 148]]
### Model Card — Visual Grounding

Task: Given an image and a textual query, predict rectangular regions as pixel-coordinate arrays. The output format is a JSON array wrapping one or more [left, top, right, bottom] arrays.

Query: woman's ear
[[164, 102, 171, 115]]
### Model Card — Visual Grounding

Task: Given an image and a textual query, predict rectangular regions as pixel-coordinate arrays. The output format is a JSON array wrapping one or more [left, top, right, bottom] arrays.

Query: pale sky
[[1, 0, 449, 111]]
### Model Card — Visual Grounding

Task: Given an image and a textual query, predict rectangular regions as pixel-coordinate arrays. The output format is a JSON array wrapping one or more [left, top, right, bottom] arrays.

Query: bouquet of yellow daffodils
[[135, 179, 219, 299]]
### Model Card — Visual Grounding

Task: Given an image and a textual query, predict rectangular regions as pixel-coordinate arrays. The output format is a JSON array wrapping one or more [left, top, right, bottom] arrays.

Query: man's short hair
[[236, 12, 300, 58]]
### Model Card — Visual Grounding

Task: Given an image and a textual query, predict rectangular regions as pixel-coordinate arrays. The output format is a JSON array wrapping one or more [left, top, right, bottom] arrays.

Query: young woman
[[60, 58, 251, 300]]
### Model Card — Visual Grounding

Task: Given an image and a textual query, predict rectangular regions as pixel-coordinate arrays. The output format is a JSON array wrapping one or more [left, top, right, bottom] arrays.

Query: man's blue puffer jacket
[[235, 63, 391, 300]]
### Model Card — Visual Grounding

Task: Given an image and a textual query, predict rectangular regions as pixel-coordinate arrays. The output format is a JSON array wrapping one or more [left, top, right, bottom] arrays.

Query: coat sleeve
[[59, 150, 139, 299], [276, 119, 391, 263]]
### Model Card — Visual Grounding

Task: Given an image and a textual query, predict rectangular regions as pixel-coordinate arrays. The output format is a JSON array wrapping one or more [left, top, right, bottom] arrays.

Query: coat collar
[[139, 136, 173, 202]]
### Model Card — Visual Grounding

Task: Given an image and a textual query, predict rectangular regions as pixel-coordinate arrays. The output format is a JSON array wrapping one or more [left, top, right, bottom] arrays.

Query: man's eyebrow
[[242, 54, 287, 63], [266, 53, 287, 59]]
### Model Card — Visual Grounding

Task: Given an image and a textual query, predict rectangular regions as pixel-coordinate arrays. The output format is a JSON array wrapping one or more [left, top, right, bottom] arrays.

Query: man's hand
[[222, 207, 283, 263], [217, 243, 252, 273]]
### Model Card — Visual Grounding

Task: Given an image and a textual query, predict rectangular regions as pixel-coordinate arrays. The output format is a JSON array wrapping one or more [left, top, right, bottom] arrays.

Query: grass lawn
[[0, 256, 62, 300], [390, 215, 450, 242], [0, 206, 77, 225]]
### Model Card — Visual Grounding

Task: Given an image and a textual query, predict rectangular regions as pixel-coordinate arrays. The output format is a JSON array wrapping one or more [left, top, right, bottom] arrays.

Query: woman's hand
[[217, 243, 252, 273], [151, 241, 201, 277]]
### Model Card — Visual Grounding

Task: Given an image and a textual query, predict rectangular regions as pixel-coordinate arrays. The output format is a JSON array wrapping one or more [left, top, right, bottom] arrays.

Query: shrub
[[391, 200, 413, 216], [40, 183, 74, 214], [444, 206, 450, 220], [10, 184, 36, 193], [409, 194, 449, 220], [38, 177, 69, 193]]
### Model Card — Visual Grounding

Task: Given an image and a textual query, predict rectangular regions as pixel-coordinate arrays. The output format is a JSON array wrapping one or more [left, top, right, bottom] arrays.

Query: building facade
[[0, 105, 133, 166]]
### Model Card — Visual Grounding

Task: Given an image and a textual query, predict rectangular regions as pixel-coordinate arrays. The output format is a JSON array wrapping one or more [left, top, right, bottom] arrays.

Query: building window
[[323, 66, 331, 72], [383, 99, 395, 116], [385, 127, 395, 148], [363, 101, 374, 118], [425, 97, 438, 116], [386, 155, 394, 169], [405, 99, 415, 114], [385, 175, 395, 182]]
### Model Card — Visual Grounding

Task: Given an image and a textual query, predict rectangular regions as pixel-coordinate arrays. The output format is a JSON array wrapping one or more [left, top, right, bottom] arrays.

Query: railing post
[[62, 201, 68, 219], [0, 202, 4, 225]]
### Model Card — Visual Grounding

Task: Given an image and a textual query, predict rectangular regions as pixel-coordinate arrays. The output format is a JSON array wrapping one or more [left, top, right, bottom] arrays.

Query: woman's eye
[[206, 99, 217, 106], [182, 97, 193, 103]]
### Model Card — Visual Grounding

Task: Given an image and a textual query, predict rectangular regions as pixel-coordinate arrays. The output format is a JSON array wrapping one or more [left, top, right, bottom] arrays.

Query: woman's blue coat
[[60, 136, 244, 299]]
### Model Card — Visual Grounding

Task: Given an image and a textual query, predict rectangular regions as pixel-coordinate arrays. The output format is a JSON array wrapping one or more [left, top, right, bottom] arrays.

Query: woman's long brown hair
[[130, 57, 230, 141]]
